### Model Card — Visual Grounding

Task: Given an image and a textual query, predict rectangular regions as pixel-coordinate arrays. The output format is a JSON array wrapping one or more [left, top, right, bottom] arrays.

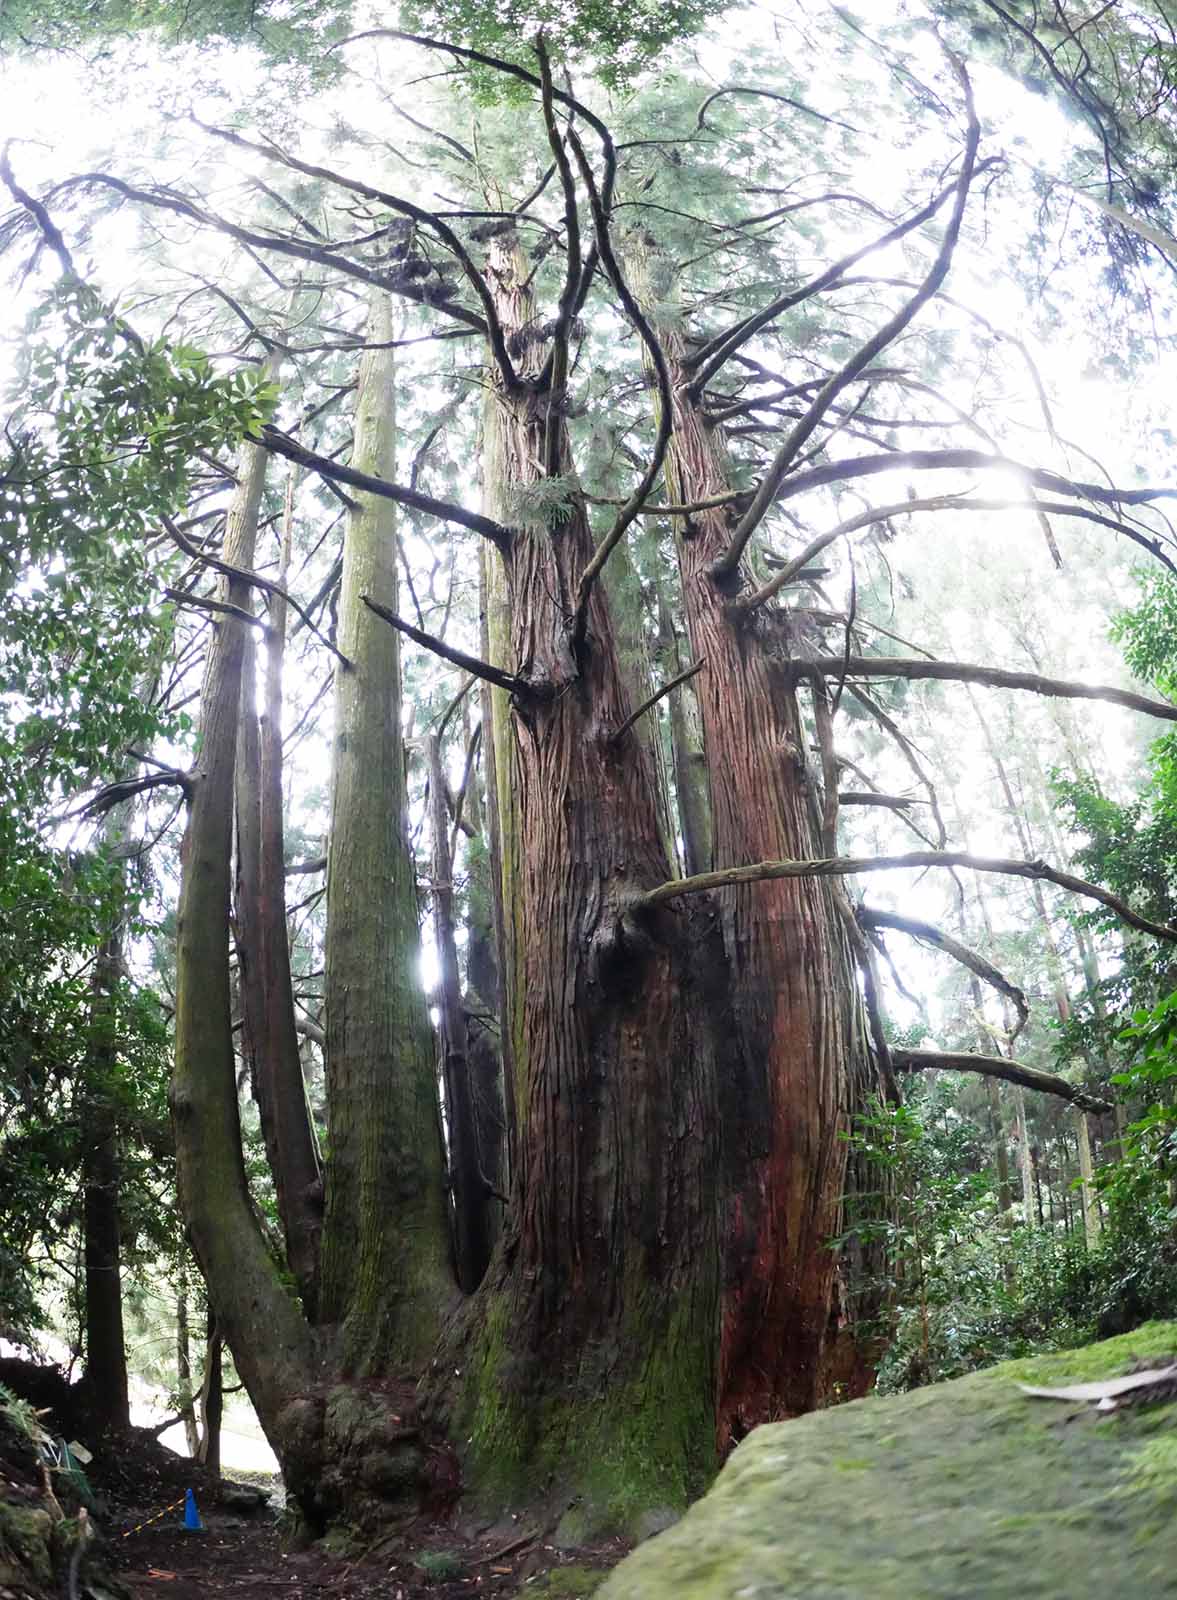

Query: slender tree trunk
[[984, 1074, 1014, 1217], [1012, 1084, 1037, 1223], [1075, 1109, 1102, 1246], [170, 407, 323, 1501], [449, 234, 731, 1535], [256, 476, 323, 1306], [81, 945, 130, 1430], [631, 248, 880, 1429], [176, 1278, 201, 1459], [196, 1321, 223, 1480], [461, 701, 508, 1228], [80, 753, 147, 1430], [318, 292, 454, 1371], [172, 368, 450, 1532], [429, 730, 492, 1291]]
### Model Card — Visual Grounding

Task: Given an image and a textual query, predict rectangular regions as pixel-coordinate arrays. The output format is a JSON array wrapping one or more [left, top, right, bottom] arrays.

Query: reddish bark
[[652, 302, 878, 1438], [453, 236, 732, 1523]]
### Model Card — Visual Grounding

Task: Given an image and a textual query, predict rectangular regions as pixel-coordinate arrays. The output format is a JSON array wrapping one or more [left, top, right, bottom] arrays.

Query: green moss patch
[[522, 1565, 610, 1596], [600, 1322, 1177, 1599]]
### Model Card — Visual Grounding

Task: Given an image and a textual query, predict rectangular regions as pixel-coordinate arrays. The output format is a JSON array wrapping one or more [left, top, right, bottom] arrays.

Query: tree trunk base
[[278, 1381, 459, 1537], [430, 1269, 718, 1544]]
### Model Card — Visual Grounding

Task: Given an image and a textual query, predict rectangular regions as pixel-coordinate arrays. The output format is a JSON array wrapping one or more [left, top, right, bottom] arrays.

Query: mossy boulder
[[600, 1322, 1177, 1599]]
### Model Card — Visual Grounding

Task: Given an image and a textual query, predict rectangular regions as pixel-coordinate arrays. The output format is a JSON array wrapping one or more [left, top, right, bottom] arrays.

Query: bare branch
[[284, 856, 326, 877], [894, 1049, 1110, 1114], [193, 118, 520, 390], [741, 496, 974, 611], [164, 587, 264, 627], [1, 142, 78, 279], [861, 906, 1029, 1037], [638, 849, 1177, 943], [161, 514, 350, 670], [82, 768, 192, 817], [838, 792, 924, 809], [715, 57, 982, 578], [846, 687, 947, 847], [567, 128, 674, 650], [261, 426, 511, 548], [695, 83, 862, 135], [795, 653, 1177, 723], [361, 596, 536, 698], [771, 451, 1177, 541], [55, 172, 488, 335], [743, 492, 1177, 611], [609, 658, 705, 745], [535, 34, 582, 441], [684, 166, 994, 396]]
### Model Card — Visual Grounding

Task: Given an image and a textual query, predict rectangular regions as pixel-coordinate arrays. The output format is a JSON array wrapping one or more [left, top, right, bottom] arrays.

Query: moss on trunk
[[319, 290, 454, 1372]]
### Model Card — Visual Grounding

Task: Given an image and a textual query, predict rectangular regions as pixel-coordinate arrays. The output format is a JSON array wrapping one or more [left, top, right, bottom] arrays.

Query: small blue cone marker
[[183, 1488, 203, 1532]]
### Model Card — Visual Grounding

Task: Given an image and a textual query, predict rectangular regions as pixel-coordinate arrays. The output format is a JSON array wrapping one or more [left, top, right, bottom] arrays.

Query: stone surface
[[599, 1322, 1177, 1599]]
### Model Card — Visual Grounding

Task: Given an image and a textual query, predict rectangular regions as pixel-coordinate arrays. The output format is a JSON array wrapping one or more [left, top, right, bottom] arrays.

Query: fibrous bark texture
[[451, 235, 731, 1536], [632, 244, 879, 1434]]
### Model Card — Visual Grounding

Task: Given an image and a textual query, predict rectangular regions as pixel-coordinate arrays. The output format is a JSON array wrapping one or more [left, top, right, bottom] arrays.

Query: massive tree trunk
[[318, 292, 454, 1372], [632, 256, 879, 1431], [449, 234, 732, 1537]]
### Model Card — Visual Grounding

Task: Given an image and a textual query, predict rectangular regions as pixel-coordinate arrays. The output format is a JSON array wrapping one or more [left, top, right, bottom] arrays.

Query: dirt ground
[[112, 1513, 621, 1599], [0, 1361, 621, 1600]]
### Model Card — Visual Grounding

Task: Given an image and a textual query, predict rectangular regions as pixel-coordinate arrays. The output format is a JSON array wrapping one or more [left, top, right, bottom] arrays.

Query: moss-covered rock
[[0, 1501, 53, 1589], [599, 1322, 1177, 1599]]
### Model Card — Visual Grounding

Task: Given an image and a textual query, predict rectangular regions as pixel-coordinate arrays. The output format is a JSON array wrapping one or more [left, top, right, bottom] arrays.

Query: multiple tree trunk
[[446, 233, 731, 1527], [154, 77, 1135, 1543]]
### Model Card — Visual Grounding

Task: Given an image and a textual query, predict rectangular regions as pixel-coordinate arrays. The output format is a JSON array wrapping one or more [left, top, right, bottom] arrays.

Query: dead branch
[[894, 1049, 1110, 1114], [609, 658, 706, 744], [715, 56, 981, 576], [846, 686, 948, 847], [793, 653, 1177, 722], [860, 906, 1029, 1036], [361, 596, 535, 698], [262, 426, 511, 548], [838, 792, 923, 809], [639, 848, 1177, 943], [285, 856, 326, 876]]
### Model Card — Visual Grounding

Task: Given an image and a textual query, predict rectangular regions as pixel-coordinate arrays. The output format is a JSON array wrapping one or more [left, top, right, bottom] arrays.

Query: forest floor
[[0, 1361, 621, 1600], [114, 1513, 621, 1599], [100, 1430, 624, 1600]]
